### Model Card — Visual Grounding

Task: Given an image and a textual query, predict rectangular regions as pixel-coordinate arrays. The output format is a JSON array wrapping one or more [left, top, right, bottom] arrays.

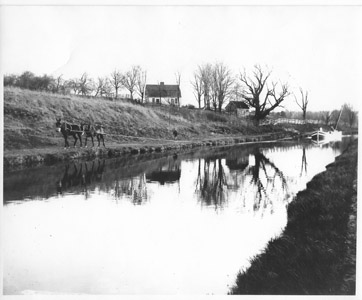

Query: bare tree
[[94, 77, 112, 97], [213, 62, 234, 112], [239, 65, 290, 123], [122, 65, 140, 100], [230, 82, 243, 102], [103, 79, 113, 97], [110, 69, 122, 98], [94, 77, 104, 97], [191, 72, 204, 109], [199, 63, 213, 110], [50, 75, 64, 93], [175, 71, 181, 106], [136, 68, 147, 102], [210, 71, 218, 112], [77, 73, 94, 96], [67, 78, 80, 95], [294, 88, 309, 120]]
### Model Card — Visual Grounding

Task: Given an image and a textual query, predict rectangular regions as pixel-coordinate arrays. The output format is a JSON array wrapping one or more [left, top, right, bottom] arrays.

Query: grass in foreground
[[230, 140, 357, 295]]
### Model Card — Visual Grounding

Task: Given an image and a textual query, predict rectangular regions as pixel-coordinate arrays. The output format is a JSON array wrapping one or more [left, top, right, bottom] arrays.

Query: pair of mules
[[55, 118, 105, 148]]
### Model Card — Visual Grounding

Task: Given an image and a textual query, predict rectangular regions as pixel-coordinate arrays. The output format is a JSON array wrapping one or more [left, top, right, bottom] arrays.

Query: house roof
[[226, 101, 249, 109], [145, 84, 181, 98]]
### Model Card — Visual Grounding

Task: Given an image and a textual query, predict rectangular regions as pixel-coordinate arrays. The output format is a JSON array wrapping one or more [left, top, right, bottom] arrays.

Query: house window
[[152, 98, 155, 103], [156, 98, 160, 104]]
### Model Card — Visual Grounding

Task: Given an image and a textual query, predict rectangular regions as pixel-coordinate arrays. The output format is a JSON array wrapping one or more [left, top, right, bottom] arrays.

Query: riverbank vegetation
[[230, 139, 357, 295]]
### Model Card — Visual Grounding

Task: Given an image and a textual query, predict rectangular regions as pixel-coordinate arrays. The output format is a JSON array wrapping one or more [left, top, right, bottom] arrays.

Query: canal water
[[3, 137, 355, 295]]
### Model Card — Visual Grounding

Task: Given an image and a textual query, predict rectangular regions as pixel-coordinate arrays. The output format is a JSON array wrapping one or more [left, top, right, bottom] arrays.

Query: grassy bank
[[230, 139, 358, 295], [3, 87, 326, 168], [3, 86, 265, 149]]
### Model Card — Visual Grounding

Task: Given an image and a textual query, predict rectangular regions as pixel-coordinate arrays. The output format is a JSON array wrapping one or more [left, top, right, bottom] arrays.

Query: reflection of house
[[145, 82, 181, 106], [146, 170, 181, 185], [146, 159, 181, 185], [225, 156, 249, 171], [225, 101, 250, 117]]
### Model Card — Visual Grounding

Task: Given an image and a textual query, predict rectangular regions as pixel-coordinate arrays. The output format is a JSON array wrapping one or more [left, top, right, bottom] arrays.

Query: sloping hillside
[[3, 87, 263, 151]]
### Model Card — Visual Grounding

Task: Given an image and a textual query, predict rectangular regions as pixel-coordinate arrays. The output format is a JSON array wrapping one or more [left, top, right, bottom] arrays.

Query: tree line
[[4, 65, 147, 101], [4, 63, 357, 127], [4, 63, 294, 122], [277, 104, 357, 129], [191, 63, 357, 127]]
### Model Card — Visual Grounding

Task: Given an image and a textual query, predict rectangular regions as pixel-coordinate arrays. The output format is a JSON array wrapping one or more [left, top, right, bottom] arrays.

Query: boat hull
[[310, 130, 342, 144]]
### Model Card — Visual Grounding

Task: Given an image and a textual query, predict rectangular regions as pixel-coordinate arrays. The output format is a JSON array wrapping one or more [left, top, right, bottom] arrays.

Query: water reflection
[[4, 139, 354, 207], [245, 148, 288, 213], [56, 160, 106, 198], [193, 147, 290, 213], [146, 156, 181, 185], [3, 137, 357, 295], [113, 174, 148, 205], [195, 158, 229, 209], [301, 147, 307, 176]]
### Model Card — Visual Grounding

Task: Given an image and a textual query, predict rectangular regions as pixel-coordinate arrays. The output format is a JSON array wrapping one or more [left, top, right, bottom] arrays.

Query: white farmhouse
[[145, 82, 181, 106]]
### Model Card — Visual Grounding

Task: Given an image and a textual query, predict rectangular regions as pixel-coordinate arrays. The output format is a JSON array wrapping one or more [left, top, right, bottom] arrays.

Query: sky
[[1, 5, 362, 112]]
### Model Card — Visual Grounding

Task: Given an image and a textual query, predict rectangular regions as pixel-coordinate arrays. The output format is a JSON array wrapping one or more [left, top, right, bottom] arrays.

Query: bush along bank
[[3, 131, 292, 169], [230, 139, 358, 295]]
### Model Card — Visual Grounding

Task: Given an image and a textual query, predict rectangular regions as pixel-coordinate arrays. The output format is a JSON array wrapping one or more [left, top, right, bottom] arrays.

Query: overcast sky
[[1, 5, 361, 111]]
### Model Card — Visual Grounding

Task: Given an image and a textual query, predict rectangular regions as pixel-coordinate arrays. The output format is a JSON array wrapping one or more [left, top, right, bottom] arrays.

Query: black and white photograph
[[1, 1, 361, 297]]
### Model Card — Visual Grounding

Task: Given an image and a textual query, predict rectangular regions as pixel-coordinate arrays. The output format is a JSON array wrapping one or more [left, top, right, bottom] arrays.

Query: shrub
[[204, 111, 228, 123]]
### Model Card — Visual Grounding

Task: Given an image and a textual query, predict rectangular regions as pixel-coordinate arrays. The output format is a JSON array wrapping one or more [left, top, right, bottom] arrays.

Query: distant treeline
[[4, 69, 358, 128], [3, 67, 147, 101], [4, 71, 61, 93], [271, 109, 358, 128]]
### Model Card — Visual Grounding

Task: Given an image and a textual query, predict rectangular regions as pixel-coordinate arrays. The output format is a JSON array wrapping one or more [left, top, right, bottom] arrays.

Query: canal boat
[[310, 128, 342, 144], [309, 107, 343, 144]]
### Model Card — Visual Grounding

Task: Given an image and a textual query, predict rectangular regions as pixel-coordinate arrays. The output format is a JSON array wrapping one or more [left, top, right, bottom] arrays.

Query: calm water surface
[[3, 138, 354, 295]]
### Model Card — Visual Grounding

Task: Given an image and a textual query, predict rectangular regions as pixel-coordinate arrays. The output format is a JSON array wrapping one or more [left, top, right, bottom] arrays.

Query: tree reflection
[[245, 149, 288, 213], [300, 147, 307, 177], [194, 147, 290, 214], [113, 174, 148, 205], [196, 158, 229, 210], [57, 163, 82, 194], [56, 159, 106, 199]]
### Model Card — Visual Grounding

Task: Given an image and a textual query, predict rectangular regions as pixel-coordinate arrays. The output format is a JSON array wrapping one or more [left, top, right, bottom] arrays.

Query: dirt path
[[4, 131, 293, 169]]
